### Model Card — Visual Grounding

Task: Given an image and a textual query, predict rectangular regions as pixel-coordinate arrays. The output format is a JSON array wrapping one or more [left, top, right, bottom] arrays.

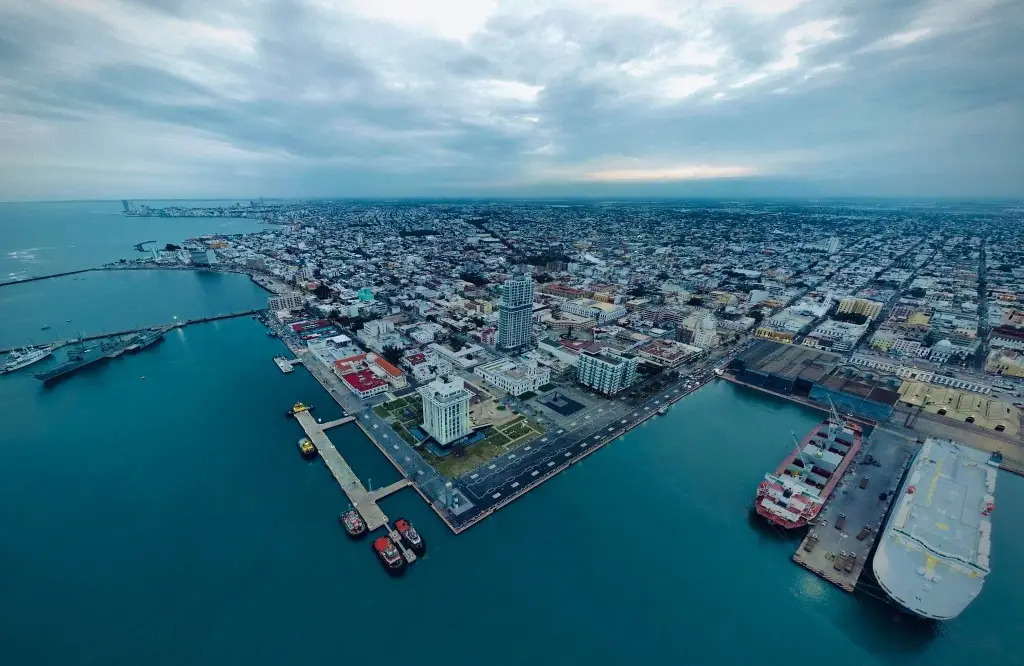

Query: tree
[[164, 243, 181, 251], [381, 344, 403, 366], [313, 283, 333, 300]]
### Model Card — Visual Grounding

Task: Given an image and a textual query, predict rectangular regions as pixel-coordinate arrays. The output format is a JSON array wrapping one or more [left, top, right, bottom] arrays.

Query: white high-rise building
[[419, 376, 471, 446], [268, 293, 305, 311], [498, 275, 534, 349], [577, 350, 638, 396]]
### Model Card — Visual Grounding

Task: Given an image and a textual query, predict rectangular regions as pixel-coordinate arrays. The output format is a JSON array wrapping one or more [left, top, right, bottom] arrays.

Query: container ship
[[872, 438, 995, 620], [754, 404, 862, 529]]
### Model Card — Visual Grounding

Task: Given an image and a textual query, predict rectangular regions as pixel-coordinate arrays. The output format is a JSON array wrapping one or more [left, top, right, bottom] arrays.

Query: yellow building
[[838, 297, 884, 319], [898, 382, 1019, 436], [754, 327, 795, 344], [907, 312, 932, 327], [986, 351, 1024, 378], [871, 336, 895, 352]]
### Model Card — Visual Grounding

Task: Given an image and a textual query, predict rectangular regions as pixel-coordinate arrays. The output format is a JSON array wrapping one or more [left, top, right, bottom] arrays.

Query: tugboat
[[339, 509, 367, 539], [394, 518, 426, 556], [372, 535, 406, 575], [285, 402, 315, 417], [297, 436, 317, 459]]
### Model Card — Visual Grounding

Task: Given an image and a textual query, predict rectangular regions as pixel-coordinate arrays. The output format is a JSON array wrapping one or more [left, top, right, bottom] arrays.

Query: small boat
[[394, 518, 426, 556], [297, 436, 316, 459], [66, 319, 72, 323], [285, 401, 310, 417], [657, 406, 669, 416], [988, 451, 1004, 468], [40, 325, 50, 331], [372, 536, 406, 575], [339, 509, 367, 538]]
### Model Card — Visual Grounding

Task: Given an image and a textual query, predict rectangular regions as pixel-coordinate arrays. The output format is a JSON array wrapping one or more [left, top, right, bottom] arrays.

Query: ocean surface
[[1, 203, 1021, 666], [0, 200, 274, 281]]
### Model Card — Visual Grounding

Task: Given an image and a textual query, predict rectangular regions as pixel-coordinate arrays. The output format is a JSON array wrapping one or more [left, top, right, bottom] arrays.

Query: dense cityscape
[[111, 200, 1023, 534]]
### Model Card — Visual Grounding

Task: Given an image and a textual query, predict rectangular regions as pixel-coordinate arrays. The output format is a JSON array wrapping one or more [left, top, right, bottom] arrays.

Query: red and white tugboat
[[394, 518, 426, 556], [339, 509, 366, 539], [372, 536, 406, 575]]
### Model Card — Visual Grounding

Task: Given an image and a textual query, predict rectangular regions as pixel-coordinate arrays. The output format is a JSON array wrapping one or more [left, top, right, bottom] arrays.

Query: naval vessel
[[872, 438, 995, 620]]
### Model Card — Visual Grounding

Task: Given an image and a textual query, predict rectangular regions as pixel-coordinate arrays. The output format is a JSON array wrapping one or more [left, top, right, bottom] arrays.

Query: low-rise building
[[986, 349, 1024, 378], [802, 319, 868, 353], [637, 339, 702, 368], [474, 358, 551, 396], [337, 368, 389, 399], [561, 298, 628, 324]]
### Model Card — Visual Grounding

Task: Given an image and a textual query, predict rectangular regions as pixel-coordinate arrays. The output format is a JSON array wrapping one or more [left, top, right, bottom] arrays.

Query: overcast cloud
[[1, 0, 1022, 199]]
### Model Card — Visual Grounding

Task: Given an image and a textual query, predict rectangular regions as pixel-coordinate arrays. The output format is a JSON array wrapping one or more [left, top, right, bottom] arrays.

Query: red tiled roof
[[372, 355, 403, 377], [406, 353, 427, 365], [341, 369, 386, 392]]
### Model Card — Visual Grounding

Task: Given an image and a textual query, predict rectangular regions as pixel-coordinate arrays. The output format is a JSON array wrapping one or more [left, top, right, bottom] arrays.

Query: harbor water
[[1, 203, 1021, 666]]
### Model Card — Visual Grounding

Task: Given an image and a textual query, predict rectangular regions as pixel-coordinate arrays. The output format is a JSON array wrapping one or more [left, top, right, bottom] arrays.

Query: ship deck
[[793, 426, 919, 592]]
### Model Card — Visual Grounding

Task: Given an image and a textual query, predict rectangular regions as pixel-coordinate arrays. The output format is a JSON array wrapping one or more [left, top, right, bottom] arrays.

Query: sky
[[1, 0, 1022, 200]]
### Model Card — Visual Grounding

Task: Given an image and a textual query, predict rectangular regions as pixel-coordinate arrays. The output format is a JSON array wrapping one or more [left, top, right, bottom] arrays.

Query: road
[[270, 308, 752, 530]]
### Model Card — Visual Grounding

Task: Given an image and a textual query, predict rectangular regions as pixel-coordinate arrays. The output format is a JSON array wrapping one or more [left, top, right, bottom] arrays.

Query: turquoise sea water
[[0, 200, 274, 280], [0, 204, 1020, 666]]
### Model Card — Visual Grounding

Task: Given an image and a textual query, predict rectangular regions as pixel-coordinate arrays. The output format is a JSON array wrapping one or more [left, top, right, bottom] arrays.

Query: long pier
[[0, 309, 263, 354], [292, 410, 413, 550], [792, 426, 918, 592], [0, 268, 96, 288]]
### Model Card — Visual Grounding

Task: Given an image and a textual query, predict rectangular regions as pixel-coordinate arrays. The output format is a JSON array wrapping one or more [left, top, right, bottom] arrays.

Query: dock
[[292, 409, 414, 557], [0, 308, 263, 354], [793, 426, 919, 591], [273, 356, 301, 373]]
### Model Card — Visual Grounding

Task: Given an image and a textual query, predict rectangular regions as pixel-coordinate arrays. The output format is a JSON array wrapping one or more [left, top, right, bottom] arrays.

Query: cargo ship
[[372, 536, 406, 575], [754, 403, 862, 529], [2, 346, 53, 374], [395, 518, 426, 556], [872, 438, 995, 620]]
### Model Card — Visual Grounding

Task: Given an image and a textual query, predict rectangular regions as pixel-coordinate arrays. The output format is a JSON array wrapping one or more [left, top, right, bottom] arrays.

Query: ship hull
[[2, 349, 53, 374], [870, 439, 994, 621], [753, 417, 863, 529]]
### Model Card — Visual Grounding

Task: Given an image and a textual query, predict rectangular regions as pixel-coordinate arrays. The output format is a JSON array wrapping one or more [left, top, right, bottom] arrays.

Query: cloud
[[0, 0, 1021, 199], [582, 165, 758, 181]]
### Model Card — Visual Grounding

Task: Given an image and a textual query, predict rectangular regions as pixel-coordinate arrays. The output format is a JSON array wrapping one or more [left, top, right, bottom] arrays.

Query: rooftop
[[341, 369, 387, 392]]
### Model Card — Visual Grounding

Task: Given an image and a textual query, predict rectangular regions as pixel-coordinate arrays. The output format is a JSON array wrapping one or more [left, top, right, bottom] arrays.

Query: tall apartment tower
[[498, 275, 534, 349], [419, 376, 471, 446]]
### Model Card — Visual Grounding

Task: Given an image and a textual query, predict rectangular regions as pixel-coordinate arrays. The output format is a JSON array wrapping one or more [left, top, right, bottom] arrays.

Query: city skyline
[[1, 0, 1022, 200]]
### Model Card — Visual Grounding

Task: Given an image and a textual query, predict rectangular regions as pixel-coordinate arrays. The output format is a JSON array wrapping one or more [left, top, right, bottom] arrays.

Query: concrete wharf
[[292, 409, 415, 559], [0, 309, 262, 354], [273, 356, 301, 373], [792, 426, 919, 592]]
